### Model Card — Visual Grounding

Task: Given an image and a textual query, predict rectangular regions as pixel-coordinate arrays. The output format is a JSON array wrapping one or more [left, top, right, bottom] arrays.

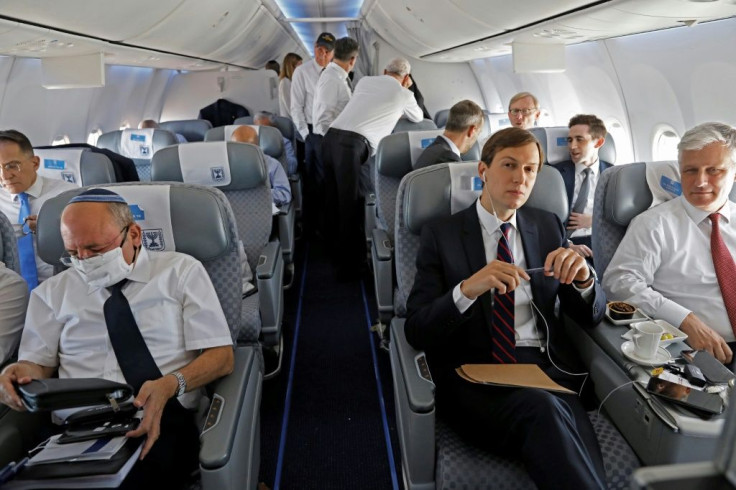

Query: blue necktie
[[17, 192, 38, 289], [491, 223, 516, 363]]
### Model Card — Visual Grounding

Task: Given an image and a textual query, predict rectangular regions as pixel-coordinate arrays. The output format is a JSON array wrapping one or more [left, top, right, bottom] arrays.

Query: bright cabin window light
[[605, 118, 631, 164], [87, 129, 103, 146], [119, 122, 130, 130], [653, 126, 680, 161], [51, 135, 70, 146]]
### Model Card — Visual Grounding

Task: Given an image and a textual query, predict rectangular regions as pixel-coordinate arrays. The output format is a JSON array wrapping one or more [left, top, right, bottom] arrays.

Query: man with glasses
[[508, 92, 541, 129], [0, 130, 76, 287], [0, 188, 234, 488]]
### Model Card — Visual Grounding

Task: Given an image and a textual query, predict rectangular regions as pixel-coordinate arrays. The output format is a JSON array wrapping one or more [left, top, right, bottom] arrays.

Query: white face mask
[[70, 247, 134, 288]]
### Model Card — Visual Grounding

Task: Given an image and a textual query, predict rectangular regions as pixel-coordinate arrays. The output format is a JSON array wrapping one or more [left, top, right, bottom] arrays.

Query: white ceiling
[[0, 0, 733, 70]]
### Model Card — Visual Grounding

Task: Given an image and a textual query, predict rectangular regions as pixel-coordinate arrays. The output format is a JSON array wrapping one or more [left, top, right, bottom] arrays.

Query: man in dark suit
[[405, 127, 607, 490], [415, 99, 484, 169], [554, 114, 612, 259]]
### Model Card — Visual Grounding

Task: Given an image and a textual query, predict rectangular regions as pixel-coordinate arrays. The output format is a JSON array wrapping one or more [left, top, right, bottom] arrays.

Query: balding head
[[138, 119, 159, 129], [231, 126, 258, 145]]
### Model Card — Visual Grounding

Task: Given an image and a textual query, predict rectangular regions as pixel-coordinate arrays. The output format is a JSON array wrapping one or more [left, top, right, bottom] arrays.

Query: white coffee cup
[[632, 321, 664, 359]]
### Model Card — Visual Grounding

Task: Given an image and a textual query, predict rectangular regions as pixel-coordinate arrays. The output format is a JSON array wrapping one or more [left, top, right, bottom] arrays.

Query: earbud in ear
[[483, 172, 487, 183]]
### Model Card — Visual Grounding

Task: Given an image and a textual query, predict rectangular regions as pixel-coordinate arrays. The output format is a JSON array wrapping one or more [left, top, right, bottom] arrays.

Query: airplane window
[[87, 129, 103, 146], [119, 122, 130, 130], [652, 125, 680, 161], [51, 135, 70, 146]]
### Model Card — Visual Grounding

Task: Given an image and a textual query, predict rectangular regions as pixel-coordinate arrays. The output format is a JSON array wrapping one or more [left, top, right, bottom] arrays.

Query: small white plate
[[606, 306, 648, 326], [625, 319, 688, 347], [621, 341, 672, 366]]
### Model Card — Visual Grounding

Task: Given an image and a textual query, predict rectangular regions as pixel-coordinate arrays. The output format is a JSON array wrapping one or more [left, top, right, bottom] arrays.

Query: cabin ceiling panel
[[0, 0, 184, 41]]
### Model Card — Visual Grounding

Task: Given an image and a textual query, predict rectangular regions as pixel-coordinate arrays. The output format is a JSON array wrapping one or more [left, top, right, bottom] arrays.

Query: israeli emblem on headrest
[[211, 166, 225, 182], [140, 145, 150, 156], [142, 228, 165, 251], [61, 172, 76, 184], [420, 138, 434, 149]]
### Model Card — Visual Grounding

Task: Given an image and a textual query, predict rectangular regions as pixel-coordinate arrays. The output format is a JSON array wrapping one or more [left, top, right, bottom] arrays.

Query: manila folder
[[456, 364, 574, 394]]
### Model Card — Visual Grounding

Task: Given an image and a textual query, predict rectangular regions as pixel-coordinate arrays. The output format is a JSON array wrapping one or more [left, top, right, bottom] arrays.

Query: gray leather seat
[[393, 118, 438, 133], [151, 142, 285, 353], [530, 126, 617, 166], [31, 182, 263, 489], [160, 119, 213, 142], [97, 129, 178, 181], [434, 109, 450, 129], [390, 162, 638, 490], [204, 125, 296, 280], [0, 212, 19, 274], [34, 147, 117, 186], [483, 111, 512, 137], [370, 132, 480, 324]]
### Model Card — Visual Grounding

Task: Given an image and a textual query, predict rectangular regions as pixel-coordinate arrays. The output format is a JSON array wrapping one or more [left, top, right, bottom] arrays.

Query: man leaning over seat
[[0, 188, 234, 489], [405, 128, 607, 490], [603, 122, 736, 368]]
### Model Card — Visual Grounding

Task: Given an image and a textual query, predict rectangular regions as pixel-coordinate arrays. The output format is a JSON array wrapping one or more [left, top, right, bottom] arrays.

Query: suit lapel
[[461, 204, 493, 326], [560, 161, 575, 209], [517, 208, 543, 302]]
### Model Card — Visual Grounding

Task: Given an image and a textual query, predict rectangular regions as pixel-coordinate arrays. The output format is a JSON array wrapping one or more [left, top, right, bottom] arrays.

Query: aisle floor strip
[[360, 280, 400, 490], [273, 244, 309, 490]]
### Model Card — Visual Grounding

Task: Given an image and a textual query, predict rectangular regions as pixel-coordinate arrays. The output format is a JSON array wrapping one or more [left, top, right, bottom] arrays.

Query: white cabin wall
[[374, 39, 485, 120], [0, 57, 176, 146], [160, 69, 279, 121]]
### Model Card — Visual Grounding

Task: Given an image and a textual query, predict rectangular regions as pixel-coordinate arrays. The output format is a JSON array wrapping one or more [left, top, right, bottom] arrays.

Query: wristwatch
[[573, 265, 597, 286], [170, 371, 187, 397]]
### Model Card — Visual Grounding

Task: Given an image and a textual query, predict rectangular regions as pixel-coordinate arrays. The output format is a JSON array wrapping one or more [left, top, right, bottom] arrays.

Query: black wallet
[[15, 378, 134, 412]]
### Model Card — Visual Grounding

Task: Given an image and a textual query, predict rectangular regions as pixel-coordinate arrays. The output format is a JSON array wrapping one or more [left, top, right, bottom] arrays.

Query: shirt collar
[[126, 245, 152, 284], [328, 61, 349, 79], [575, 158, 599, 176], [475, 199, 518, 236], [680, 195, 732, 225], [12, 174, 43, 201], [439, 134, 461, 157]]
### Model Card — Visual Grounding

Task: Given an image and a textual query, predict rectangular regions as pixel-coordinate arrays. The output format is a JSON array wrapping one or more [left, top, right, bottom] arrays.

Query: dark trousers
[[322, 128, 371, 273], [435, 348, 607, 490], [119, 401, 199, 489], [304, 127, 324, 235]]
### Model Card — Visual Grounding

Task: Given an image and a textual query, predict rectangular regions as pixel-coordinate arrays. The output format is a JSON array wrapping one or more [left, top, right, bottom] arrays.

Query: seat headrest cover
[[176, 142, 232, 186], [35, 148, 84, 186], [529, 127, 569, 165], [37, 183, 231, 265], [406, 130, 443, 165], [120, 128, 155, 160], [152, 142, 268, 191], [486, 113, 512, 134], [644, 160, 680, 207], [449, 162, 482, 214]]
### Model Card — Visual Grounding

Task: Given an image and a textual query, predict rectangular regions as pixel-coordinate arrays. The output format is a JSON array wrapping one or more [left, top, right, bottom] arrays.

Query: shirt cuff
[[572, 280, 595, 302], [453, 282, 476, 314], [656, 299, 691, 329], [299, 128, 309, 139]]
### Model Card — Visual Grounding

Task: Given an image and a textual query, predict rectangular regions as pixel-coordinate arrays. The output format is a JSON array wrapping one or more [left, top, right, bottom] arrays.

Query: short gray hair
[[107, 202, 135, 228], [678, 122, 736, 166], [445, 100, 484, 133], [254, 111, 276, 125], [385, 58, 411, 77]]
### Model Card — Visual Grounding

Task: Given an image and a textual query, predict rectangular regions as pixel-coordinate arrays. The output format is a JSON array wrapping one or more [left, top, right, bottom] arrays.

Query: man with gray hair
[[508, 91, 541, 129], [253, 111, 298, 175], [415, 99, 484, 169], [322, 57, 423, 278], [603, 122, 736, 368]]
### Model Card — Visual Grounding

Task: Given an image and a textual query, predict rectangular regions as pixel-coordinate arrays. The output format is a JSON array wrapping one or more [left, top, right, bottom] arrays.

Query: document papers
[[456, 364, 575, 394]]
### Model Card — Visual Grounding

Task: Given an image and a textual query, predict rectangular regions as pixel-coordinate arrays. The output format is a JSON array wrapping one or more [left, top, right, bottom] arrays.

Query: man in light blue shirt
[[253, 111, 298, 175]]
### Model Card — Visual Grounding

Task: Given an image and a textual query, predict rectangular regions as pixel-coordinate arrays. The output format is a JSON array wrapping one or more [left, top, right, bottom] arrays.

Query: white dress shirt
[[312, 62, 352, 136], [569, 160, 600, 239], [451, 201, 594, 347], [329, 75, 423, 155], [279, 78, 293, 119], [0, 175, 76, 282], [19, 247, 233, 409], [290, 59, 323, 139], [603, 196, 736, 342], [0, 264, 28, 365], [439, 134, 461, 158]]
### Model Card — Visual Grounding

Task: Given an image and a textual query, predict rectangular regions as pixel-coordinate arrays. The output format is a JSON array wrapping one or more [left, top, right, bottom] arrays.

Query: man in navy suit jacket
[[415, 100, 483, 169], [554, 114, 612, 259], [406, 128, 607, 490]]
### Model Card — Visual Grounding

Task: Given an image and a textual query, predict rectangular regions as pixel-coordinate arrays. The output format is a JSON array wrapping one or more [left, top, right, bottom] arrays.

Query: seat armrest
[[256, 240, 281, 279], [391, 318, 435, 413], [372, 228, 393, 261], [276, 202, 295, 264], [365, 192, 376, 206]]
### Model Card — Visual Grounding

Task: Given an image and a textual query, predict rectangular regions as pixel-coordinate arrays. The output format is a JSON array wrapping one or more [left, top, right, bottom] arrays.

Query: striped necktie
[[709, 213, 736, 337], [567, 167, 592, 238], [17, 192, 38, 289], [491, 223, 516, 363]]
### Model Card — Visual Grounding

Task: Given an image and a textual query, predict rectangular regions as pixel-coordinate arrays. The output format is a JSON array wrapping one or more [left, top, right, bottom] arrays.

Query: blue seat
[[160, 119, 213, 142], [34, 147, 117, 186], [97, 128, 179, 181]]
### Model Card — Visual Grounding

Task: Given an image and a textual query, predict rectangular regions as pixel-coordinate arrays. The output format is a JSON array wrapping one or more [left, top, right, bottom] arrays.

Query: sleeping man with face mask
[[0, 188, 234, 489]]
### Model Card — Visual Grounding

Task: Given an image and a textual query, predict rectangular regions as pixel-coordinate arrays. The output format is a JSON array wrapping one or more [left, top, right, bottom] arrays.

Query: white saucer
[[621, 341, 672, 366]]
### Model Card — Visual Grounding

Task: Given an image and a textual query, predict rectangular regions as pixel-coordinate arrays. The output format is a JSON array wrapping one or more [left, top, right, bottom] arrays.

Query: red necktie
[[709, 213, 736, 337], [491, 223, 516, 363]]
